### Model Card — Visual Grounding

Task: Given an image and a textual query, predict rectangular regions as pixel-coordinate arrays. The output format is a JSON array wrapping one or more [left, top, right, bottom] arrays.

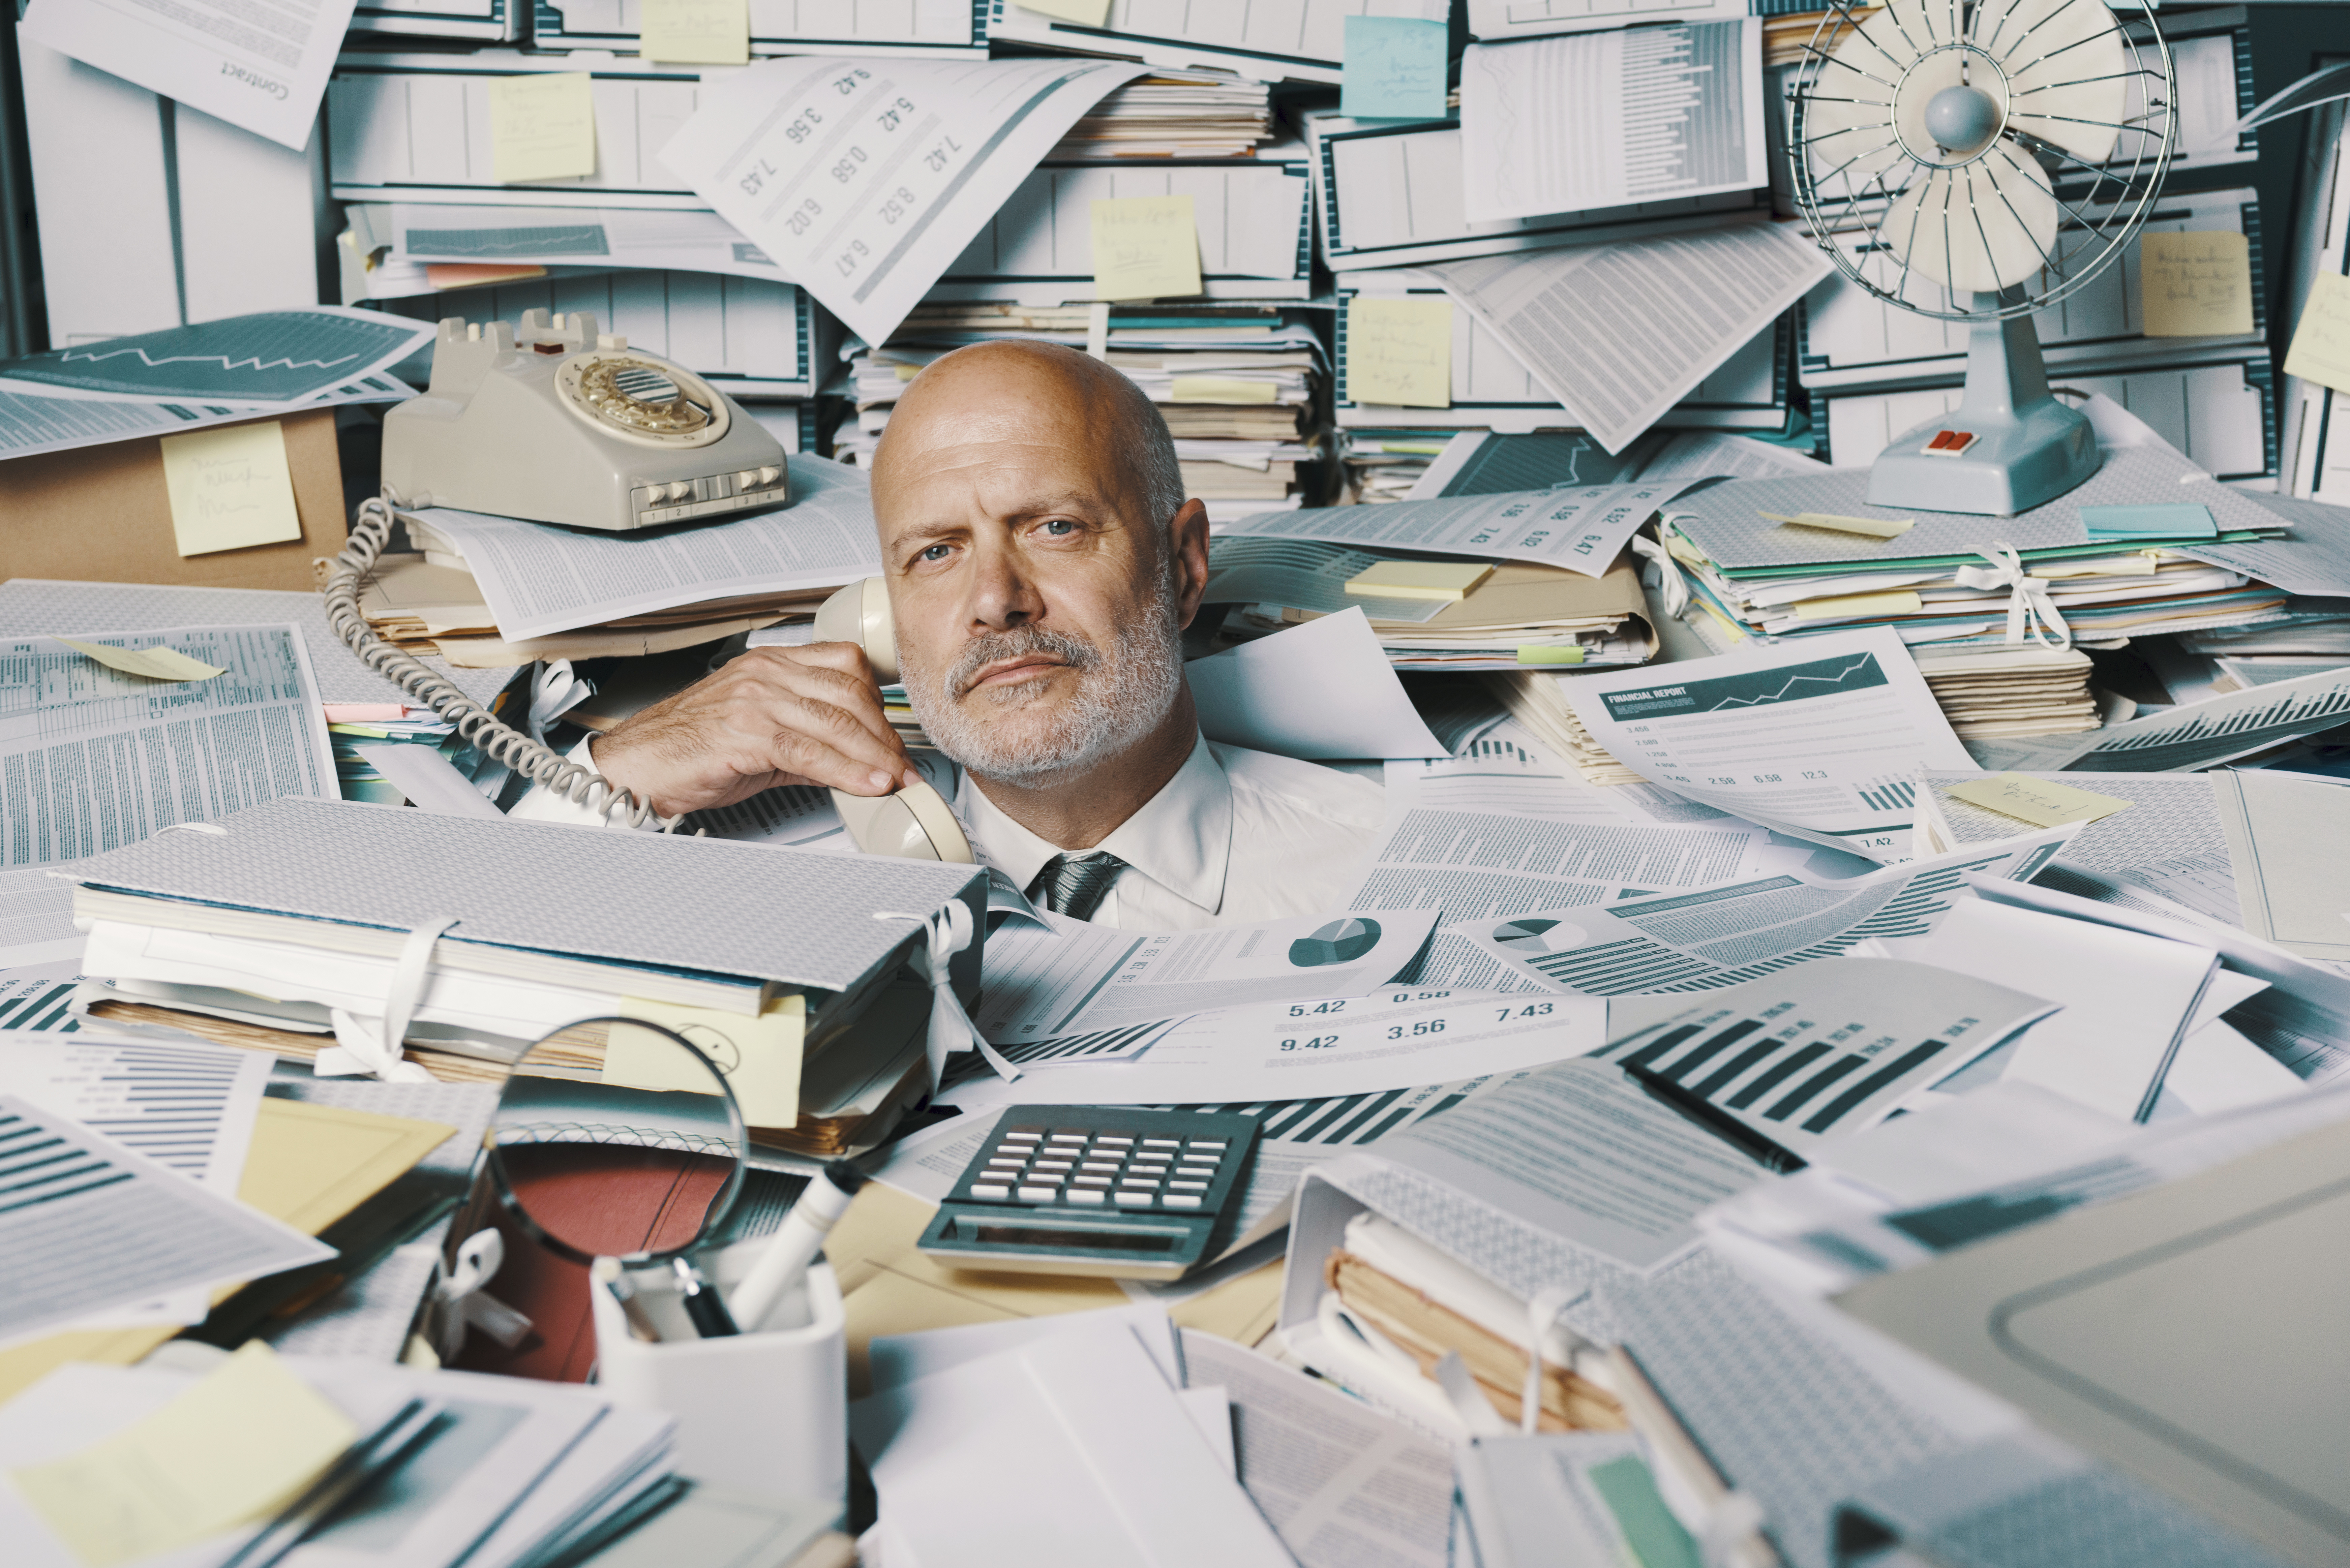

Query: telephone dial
[[811, 578, 974, 864]]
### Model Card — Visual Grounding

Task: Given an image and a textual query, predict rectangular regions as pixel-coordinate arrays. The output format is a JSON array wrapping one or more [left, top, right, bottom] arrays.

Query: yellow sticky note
[[1017, 0, 1111, 19], [2141, 231, 2253, 338], [1090, 195, 1202, 302], [53, 637, 225, 681], [1516, 645, 1586, 665], [2285, 273, 2350, 395], [157, 421, 302, 558], [1944, 773, 2134, 828], [1345, 559, 1493, 601], [1791, 589, 1923, 619], [1761, 510, 1915, 539], [1168, 376, 1277, 404], [488, 72, 598, 184], [1347, 297, 1452, 408], [639, 0, 748, 64], [613, 993, 805, 1128], [12, 1342, 357, 1568]]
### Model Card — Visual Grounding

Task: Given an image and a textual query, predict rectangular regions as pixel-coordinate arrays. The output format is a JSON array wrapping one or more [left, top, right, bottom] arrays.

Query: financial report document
[[663, 56, 1144, 346], [0, 626, 334, 867], [1563, 626, 1979, 856]]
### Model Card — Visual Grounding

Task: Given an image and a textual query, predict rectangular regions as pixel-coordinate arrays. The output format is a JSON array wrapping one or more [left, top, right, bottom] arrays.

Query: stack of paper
[[1048, 71, 1274, 158]]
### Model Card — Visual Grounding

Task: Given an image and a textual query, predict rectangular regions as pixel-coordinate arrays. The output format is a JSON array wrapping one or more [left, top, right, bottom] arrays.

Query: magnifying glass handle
[[671, 1257, 740, 1338]]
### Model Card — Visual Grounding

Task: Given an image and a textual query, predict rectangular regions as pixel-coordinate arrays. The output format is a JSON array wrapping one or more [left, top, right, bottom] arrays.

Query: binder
[[353, 0, 525, 42]]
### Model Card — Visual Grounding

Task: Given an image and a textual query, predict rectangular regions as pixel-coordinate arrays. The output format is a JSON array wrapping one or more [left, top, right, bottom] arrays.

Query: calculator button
[[1163, 1195, 1203, 1209], [1092, 1135, 1133, 1147], [1113, 1192, 1154, 1207], [1119, 1174, 1158, 1186], [1168, 1180, 1208, 1192], [970, 1183, 1009, 1199], [1067, 1189, 1106, 1205], [1187, 1139, 1227, 1150], [1031, 1157, 1072, 1168], [1001, 1132, 1041, 1144], [1142, 1138, 1181, 1149], [1073, 1175, 1112, 1188], [1016, 1186, 1057, 1203], [1080, 1161, 1121, 1173], [1025, 1171, 1065, 1185], [1048, 1133, 1087, 1145]]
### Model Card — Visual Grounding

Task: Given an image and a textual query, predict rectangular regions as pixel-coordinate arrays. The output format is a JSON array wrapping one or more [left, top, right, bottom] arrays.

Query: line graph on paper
[[0, 312, 429, 405], [1597, 651, 1891, 723]]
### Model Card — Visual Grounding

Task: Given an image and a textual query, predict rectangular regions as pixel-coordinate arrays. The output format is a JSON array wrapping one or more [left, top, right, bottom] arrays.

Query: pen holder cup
[[590, 1240, 847, 1510]]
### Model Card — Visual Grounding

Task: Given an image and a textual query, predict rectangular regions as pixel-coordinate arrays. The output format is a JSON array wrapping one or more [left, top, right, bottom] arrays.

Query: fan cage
[[1788, 0, 2178, 323]]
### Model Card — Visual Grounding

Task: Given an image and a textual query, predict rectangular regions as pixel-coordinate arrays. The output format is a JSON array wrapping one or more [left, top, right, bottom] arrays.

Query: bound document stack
[[60, 797, 985, 1157]]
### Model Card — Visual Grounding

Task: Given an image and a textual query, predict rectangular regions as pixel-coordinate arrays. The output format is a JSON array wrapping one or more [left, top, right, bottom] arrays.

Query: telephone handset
[[811, 579, 974, 864]]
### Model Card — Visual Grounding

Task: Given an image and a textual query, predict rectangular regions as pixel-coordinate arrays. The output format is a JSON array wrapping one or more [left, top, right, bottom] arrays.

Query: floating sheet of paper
[[1220, 481, 1696, 578], [1190, 610, 1447, 759], [0, 379, 416, 464], [974, 905, 1441, 1044], [1560, 625, 1976, 858], [18, 0, 356, 151], [0, 309, 434, 407], [661, 56, 1144, 346]]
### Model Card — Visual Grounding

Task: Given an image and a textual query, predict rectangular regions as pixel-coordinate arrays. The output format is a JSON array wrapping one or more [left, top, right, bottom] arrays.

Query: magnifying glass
[[485, 1017, 749, 1333]]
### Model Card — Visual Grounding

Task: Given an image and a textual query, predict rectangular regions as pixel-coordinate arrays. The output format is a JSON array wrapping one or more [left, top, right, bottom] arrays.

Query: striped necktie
[[1027, 851, 1128, 922]]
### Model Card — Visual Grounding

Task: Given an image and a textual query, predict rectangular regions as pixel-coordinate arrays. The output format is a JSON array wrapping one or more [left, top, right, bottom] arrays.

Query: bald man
[[512, 341, 1383, 928]]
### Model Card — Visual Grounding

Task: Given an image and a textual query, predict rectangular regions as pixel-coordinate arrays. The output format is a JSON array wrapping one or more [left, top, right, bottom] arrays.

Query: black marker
[[1625, 1063, 1809, 1174], [670, 1256, 740, 1338]]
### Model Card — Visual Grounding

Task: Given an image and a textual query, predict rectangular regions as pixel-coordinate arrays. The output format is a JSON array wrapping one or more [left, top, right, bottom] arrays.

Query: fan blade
[[1981, 0, 2129, 164], [1803, 0, 1943, 198], [1881, 155, 2057, 293]]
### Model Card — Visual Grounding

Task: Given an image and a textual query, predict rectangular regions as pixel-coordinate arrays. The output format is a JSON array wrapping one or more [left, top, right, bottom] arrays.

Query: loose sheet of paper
[[1346, 297, 1452, 408], [1342, 16, 1449, 121], [662, 55, 1144, 346], [0, 379, 416, 464], [1190, 610, 1447, 759], [406, 455, 881, 641], [1090, 195, 1202, 301], [1460, 22, 1765, 222], [2211, 768, 2350, 963], [2140, 231, 2254, 337], [0, 1093, 331, 1350], [1220, 481, 1695, 578], [18, 0, 357, 150], [1561, 625, 1978, 856], [0, 624, 336, 867], [1984, 665, 2350, 777], [974, 906, 1441, 1044], [158, 421, 303, 557], [961, 988, 1606, 1106], [1452, 831, 2073, 998], [0, 308, 434, 407], [1430, 223, 1831, 454], [10, 1342, 356, 1568]]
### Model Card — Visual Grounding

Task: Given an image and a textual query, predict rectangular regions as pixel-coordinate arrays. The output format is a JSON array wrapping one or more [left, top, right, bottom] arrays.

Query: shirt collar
[[955, 732, 1234, 915]]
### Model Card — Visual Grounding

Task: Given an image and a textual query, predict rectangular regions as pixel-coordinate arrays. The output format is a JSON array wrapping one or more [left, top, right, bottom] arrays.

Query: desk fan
[[1790, 0, 2175, 514]]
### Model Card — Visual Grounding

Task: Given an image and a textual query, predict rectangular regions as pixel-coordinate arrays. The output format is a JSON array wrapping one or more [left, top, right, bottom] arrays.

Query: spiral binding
[[322, 496, 686, 832]]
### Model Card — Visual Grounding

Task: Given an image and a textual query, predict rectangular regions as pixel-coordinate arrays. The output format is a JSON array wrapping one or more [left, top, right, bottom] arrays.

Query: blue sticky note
[[2078, 502, 2219, 541], [1341, 16, 1448, 121]]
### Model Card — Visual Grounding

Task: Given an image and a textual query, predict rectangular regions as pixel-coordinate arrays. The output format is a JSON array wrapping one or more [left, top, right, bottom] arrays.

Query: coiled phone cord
[[323, 496, 687, 832]]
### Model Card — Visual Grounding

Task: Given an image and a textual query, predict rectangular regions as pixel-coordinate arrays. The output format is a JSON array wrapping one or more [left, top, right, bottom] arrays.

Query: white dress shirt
[[510, 731, 1387, 929]]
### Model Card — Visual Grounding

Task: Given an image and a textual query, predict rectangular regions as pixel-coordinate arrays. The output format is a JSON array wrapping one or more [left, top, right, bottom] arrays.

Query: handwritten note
[[488, 72, 598, 184], [1944, 773, 2134, 828], [1342, 16, 1449, 120], [1090, 195, 1202, 302], [639, 0, 748, 65], [2141, 230, 2253, 337], [53, 637, 225, 682], [12, 1342, 356, 1567], [1016, 0, 1112, 21], [2285, 272, 2350, 394], [613, 993, 805, 1127], [157, 421, 302, 558], [1347, 297, 1453, 407]]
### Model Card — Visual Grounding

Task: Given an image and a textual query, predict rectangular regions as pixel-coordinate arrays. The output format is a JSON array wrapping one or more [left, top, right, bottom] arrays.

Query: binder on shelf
[[533, 0, 989, 56], [345, 202, 788, 286], [1304, 109, 1767, 274], [1335, 271, 1791, 434]]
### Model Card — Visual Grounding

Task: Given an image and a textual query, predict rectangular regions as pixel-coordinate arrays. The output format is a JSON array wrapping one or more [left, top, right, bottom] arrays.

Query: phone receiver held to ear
[[812, 579, 974, 864]]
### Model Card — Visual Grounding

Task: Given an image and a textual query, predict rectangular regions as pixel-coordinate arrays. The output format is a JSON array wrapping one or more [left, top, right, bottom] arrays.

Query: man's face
[[871, 366, 1207, 788]]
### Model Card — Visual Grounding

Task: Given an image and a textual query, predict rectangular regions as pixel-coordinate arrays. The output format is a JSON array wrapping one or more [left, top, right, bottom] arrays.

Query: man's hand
[[586, 644, 921, 817]]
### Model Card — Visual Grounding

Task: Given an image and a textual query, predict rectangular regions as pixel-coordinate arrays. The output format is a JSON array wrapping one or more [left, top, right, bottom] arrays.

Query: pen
[[1624, 1063, 1809, 1174], [727, 1161, 871, 1333], [592, 1256, 664, 1344], [670, 1256, 740, 1339]]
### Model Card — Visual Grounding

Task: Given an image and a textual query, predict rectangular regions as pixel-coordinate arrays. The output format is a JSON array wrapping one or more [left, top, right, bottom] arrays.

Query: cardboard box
[[0, 409, 347, 592]]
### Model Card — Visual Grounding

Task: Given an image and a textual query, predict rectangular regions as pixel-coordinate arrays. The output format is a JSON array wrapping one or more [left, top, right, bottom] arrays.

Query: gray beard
[[898, 603, 1184, 789]]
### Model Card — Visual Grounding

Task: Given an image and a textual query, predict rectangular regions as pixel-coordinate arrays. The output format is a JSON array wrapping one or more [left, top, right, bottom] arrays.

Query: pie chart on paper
[[1289, 917, 1382, 967], [1491, 918, 1585, 953]]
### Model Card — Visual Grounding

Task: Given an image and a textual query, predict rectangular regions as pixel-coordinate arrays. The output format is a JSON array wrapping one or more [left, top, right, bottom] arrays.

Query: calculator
[[915, 1106, 1262, 1281]]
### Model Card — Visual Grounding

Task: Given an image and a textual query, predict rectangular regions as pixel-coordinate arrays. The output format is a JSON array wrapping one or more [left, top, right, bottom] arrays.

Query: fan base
[[1866, 398, 2101, 517]]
